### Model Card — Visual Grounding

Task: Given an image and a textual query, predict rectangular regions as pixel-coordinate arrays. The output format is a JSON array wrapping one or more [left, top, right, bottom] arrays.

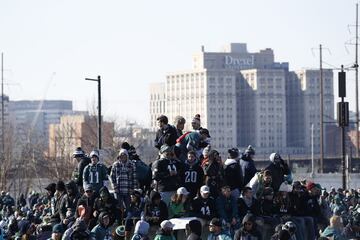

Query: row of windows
[[208, 77, 233, 84]]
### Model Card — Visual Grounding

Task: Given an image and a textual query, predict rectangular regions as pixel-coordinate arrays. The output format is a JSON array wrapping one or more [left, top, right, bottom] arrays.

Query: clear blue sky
[[0, 0, 357, 126]]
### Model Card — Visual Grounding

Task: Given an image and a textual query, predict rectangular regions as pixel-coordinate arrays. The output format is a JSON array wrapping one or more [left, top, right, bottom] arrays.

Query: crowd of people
[[0, 114, 359, 240]]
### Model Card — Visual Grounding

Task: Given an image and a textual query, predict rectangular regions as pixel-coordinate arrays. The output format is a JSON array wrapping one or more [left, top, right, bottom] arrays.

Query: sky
[[0, 0, 358, 126]]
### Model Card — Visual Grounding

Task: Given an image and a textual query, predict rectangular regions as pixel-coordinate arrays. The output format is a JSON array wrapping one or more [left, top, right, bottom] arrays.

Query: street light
[[85, 75, 102, 150]]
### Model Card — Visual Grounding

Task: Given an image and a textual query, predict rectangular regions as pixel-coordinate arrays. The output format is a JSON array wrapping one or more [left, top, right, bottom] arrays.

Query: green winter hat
[[116, 225, 125, 237]]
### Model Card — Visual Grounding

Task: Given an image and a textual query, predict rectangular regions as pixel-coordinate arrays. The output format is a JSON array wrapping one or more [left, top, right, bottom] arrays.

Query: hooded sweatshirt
[[154, 228, 176, 240], [202, 155, 222, 198], [90, 212, 112, 240], [238, 195, 261, 218], [239, 154, 257, 187], [223, 158, 242, 190], [321, 226, 347, 240], [187, 220, 202, 240], [93, 186, 118, 225], [265, 160, 290, 192], [131, 220, 150, 240], [234, 213, 262, 240], [144, 191, 168, 225], [60, 181, 80, 221], [216, 193, 238, 222]]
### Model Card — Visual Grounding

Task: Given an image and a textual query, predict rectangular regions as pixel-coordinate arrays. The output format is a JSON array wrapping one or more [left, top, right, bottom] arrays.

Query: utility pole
[[85, 76, 102, 150], [1, 53, 4, 158], [355, 3, 359, 157], [320, 44, 324, 173]]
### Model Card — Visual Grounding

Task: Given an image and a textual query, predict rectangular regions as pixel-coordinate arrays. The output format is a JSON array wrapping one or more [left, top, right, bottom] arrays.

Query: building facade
[[149, 43, 334, 156], [9, 100, 74, 142], [149, 83, 166, 131], [48, 114, 114, 158]]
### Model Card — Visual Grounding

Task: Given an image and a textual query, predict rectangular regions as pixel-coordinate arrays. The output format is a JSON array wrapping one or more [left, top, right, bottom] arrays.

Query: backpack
[[133, 160, 151, 183]]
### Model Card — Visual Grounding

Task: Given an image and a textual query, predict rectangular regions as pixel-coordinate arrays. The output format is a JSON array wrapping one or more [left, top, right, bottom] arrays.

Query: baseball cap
[[199, 128, 211, 138], [209, 218, 222, 227], [160, 220, 175, 230], [177, 187, 189, 195], [160, 144, 174, 154], [200, 185, 210, 194]]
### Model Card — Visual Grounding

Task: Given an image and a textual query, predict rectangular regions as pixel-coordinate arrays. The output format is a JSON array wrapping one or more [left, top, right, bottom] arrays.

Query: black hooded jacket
[[144, 191, 168, 225], [73, 156, 91, 187], [265, 161, 290, 192], [60, 181, 80, 221], [234, 213, 262, 240]]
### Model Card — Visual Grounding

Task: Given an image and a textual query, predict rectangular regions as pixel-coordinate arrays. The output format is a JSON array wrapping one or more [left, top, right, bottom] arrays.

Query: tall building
[[238, 69, 287, 154], [149, 43, 334, 156], [149, 83, 166, 131], [295, 69, 334, 154]]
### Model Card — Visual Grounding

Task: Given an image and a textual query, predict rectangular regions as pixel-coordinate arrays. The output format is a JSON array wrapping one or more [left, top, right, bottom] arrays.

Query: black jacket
[[60, 181, 80, 221], [191, 196, 216, 221], [76, 193, 96, 220], [289, 191, 308, 216], [239, 155, 257, 187], [93, 187, 118, 224], [223, 159, 242, 190], [265, 162, 290, 192], [234, 213, 262, 240], [260, 198, 275, 216], [238, 197, 261, 218], [73, 156, 91, 187], [154, 124, 178, 149], [50, 192, 66, 224], [183, 162, 204, 199], [144, 191, 168, 225], [152, 157, 183, 192], [202, 159, 222, 198]]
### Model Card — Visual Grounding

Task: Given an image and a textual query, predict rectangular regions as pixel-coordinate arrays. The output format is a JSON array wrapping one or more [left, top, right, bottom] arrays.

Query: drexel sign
[[224, 55, 254, 69]]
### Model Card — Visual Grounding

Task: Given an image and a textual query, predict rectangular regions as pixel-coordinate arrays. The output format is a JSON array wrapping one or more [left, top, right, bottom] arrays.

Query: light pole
[[85, 76, 102, 150], [337, 66, 349, 189]]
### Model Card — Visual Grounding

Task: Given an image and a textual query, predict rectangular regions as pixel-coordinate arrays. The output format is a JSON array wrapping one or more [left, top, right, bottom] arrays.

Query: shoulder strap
[[176, 131, 191, 143]]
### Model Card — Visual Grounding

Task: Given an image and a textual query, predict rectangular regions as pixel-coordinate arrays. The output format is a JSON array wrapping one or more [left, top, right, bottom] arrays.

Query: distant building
[[149, 43, 334, 156], [238, 68, 287, 153], [8, 100, 80, 143], [149, 83, 166, 131], [48, 114, 114, 158], [287, 69, 334, 155], [114, 122, 157, 164]]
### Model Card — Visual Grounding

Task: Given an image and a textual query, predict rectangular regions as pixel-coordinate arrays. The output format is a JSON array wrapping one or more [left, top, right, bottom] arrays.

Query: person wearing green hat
[[152, 144, 184, 206], [48, 223, 64, 240]]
